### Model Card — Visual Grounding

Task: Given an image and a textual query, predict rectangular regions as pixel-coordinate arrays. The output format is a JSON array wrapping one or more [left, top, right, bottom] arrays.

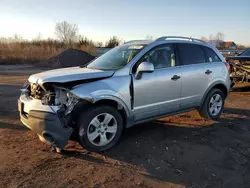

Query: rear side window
[[177, 43, 205, 65], [202, 46, 222, 62]]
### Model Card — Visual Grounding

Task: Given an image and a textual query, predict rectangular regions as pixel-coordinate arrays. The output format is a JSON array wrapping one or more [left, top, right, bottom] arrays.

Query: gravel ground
[[0, 66, 250, 188]]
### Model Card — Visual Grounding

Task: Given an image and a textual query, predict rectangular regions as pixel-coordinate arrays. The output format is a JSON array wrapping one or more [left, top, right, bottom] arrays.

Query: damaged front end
[[36, 83, 79, 117], [18, 66, 116, 150], [19, 82, 81, 149]]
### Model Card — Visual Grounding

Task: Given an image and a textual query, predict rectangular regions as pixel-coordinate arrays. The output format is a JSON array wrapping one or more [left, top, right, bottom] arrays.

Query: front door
[[132, 44, 182, 121]]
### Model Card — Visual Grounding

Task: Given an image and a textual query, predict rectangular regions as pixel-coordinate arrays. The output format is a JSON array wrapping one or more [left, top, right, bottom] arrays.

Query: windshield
[[87, 44, 146, 70], [241, 48, 250, 56]]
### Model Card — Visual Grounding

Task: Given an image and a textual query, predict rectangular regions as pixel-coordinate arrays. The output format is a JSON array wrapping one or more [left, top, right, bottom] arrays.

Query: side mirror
[[135, 61, 154, 79]]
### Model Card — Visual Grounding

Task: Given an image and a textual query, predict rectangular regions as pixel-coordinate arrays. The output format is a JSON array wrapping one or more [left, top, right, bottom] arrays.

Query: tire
[[199, 88, 225, 120], [76, 105, 123, 152]]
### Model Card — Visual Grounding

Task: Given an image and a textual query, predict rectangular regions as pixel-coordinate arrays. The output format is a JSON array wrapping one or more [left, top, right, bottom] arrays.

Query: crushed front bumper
[[18, 94, 73, 149]]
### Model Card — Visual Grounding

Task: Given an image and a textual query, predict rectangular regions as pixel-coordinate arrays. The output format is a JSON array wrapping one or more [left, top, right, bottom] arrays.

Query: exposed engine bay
[[24, 82, 79, 118], [21, 68, 115, 137]]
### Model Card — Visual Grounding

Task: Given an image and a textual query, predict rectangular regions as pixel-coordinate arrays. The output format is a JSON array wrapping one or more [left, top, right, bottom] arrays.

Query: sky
[[0, 0, 249, 45]]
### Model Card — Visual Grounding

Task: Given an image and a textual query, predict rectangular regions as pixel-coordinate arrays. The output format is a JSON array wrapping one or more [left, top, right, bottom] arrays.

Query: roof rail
[[155, 36, 207, 44], [124, 40, 149, 44]]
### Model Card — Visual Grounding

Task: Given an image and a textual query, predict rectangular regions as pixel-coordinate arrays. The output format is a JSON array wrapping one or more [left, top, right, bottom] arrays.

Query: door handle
[[171, 75, 181, 81], [205, 70, 212, 75]]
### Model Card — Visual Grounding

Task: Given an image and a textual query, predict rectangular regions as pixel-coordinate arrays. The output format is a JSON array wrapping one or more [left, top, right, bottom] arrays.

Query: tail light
[[224, 62, 230, 73]]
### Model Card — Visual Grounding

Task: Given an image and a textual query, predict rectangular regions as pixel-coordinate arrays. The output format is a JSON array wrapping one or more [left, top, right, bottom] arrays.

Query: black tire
[[76, 106, 123, 152], [199, 88, 225, 120]]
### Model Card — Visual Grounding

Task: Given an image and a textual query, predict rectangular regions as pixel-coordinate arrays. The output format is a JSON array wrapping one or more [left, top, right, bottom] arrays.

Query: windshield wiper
[[97, 66, 122, 70]]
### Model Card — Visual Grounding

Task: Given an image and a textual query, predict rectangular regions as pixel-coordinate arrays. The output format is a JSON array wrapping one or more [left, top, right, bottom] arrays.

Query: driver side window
[[133, 44, 176, 72]]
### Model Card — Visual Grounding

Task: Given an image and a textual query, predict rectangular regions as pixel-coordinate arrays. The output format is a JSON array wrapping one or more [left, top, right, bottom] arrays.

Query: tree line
[[0, 21, 122, 48], [1, 23, 249, 50]]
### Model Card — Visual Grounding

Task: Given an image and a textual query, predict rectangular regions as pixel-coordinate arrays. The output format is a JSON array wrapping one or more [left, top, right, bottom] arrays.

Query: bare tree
[[145, 35, 153, 40], [105, 36, 121, 48], [200, 36, 208, 42], [215, 32, 225, 41], [209, 34, 214, 41], [96, 42, 103, 47], [54, 21, 79, 44], [33, 33, 42, 41], [13, 33, 22, 42], [78, 35, 94, 46]]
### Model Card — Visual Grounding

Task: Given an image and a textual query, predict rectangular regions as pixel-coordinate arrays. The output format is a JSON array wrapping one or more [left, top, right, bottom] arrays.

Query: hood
[[28, 66, 115, 84]]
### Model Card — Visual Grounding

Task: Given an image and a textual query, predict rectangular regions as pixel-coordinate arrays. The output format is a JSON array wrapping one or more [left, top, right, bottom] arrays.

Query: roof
[[223, 41, 235, 47]]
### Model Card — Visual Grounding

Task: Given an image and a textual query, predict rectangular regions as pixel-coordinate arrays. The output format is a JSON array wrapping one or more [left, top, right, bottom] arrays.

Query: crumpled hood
[[28, 66, 115, 84]]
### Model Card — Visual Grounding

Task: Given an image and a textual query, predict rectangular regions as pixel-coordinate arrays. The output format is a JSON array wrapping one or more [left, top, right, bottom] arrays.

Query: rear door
[[176, 43, 213, 109]]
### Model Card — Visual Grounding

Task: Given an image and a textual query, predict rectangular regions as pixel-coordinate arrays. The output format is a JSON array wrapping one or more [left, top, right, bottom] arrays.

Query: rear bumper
[[18, 95, 73, 149]]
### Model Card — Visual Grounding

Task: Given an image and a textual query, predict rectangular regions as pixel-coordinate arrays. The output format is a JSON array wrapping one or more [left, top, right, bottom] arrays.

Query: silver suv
[[18, 36, 231, 152]]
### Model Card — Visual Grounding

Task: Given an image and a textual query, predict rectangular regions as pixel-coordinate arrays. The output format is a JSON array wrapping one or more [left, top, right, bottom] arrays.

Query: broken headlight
[[54, 88, 79, 115], [64, 92, 79, 115], [20, 80, 31, 98], [41, 86, 79, 115]]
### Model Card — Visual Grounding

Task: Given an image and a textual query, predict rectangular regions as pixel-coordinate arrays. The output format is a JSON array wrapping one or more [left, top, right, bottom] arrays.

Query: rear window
[[202, 46, 222, 62], [177, 43, 205, 65]]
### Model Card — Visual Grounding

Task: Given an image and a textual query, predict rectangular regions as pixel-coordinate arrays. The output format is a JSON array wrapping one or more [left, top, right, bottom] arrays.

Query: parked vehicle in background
[[226, 48, 250, 87], [18, 36, 231, 152], [227, 48, 250, 61]]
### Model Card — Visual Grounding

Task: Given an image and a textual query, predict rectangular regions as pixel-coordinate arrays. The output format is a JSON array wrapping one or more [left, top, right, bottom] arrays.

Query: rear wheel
[[77, 106, 123, 152], [199, 88, 225, 120]]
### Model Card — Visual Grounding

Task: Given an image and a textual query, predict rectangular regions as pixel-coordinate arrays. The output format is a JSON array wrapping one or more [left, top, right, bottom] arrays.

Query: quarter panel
[[208, 61, 231, 93], [200, 62, 231, 106], [210, 62, 229, 85]]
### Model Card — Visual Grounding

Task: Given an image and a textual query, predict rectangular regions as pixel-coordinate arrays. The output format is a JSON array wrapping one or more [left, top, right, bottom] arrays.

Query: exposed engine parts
[[30, 83, 44, 99], [24, 82, 79, 117]]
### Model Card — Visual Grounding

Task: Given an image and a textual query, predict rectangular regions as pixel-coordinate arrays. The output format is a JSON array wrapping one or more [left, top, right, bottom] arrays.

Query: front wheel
[[199, 88, 225, 120], [77, 106, 123, 152]]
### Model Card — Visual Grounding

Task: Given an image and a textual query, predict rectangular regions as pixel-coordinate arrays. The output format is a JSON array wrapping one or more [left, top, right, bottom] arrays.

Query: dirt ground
[[1, 66, 250, 188]]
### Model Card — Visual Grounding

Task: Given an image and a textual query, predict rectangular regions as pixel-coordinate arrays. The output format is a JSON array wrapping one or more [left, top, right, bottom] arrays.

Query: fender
[[70, 76, 132, 117], [94, 94, 131, 117]]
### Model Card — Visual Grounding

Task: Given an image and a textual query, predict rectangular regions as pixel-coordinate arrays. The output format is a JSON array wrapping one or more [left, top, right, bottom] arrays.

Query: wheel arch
[[200, 81, 229, 108], [94, 99, 128, 127], [69, 97, 129, 128]]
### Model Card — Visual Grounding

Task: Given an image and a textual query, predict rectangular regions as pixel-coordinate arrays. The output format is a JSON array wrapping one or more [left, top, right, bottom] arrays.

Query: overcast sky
[[0, 0, 249, 45]]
